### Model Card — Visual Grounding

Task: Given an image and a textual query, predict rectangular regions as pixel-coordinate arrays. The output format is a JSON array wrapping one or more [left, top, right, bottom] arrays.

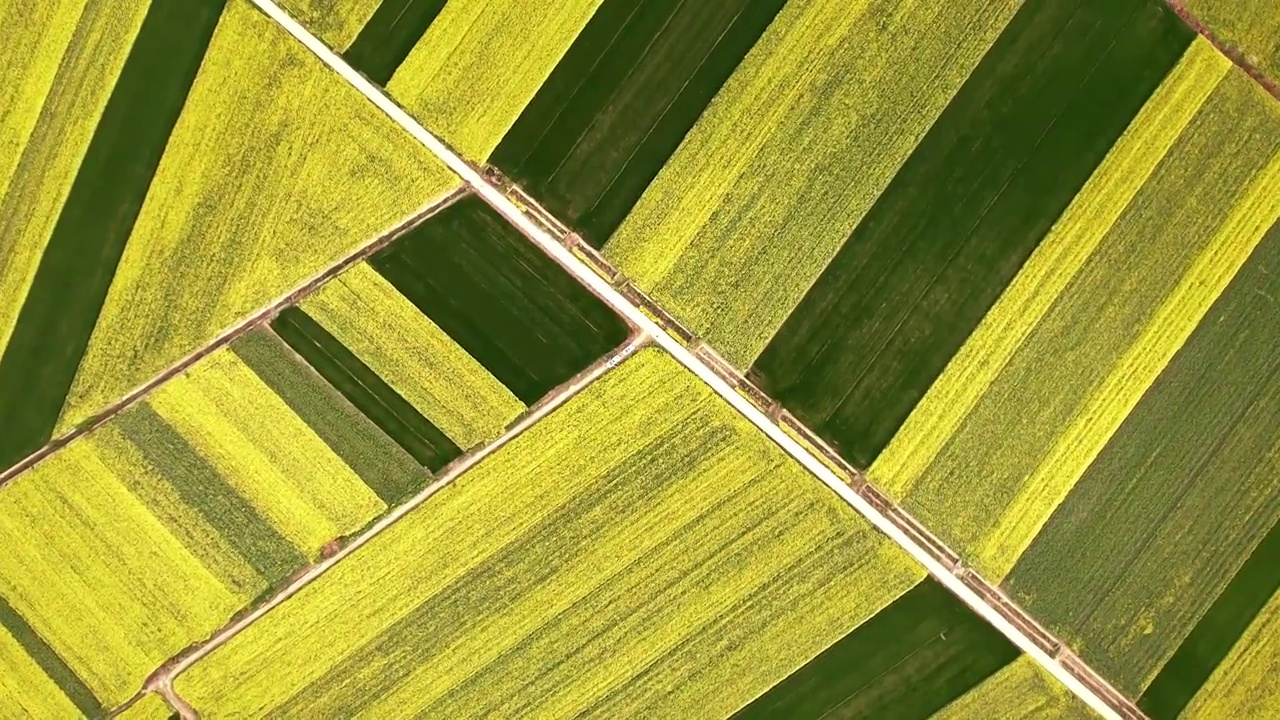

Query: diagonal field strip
[[146, 331, 651, 717], [0, 187, 468, 491], [243, 1, 1144, 718]]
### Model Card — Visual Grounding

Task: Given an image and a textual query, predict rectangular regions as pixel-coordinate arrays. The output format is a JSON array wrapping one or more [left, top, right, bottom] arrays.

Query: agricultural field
[[174, 348, 929, 718], [0, 342, 395, 707], [489, 0, 788, 247], [0, 0, 457, 475], [1185, 0, 1280, 83], [7, 0, 1280, 717]]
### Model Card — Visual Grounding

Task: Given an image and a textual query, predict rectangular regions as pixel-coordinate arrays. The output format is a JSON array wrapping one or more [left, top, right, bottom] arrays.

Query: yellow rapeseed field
[[870, 40, 1280, 580], [934, 656, 1091, 720], [147, 350, 385, 556], [0, 624, 79, 718], [278, 0, 381, 50], [176, 348, 922, 718], [0, 437, 239, 705], [387, 0, 604, 161], [0, 0, 148, 361], [115, 692, 176, 720], [605, 0, 1021, 367], [1184, 588, 1280, 719], [1187, 0, 1280, 80], [59, 0, 458, 434], [300, 262, 523, 449]]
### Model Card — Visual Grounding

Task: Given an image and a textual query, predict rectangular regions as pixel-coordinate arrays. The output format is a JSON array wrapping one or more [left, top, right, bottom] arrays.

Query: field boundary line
[[249, 2, 1145, 717], [1163, 0, 1280, 102], [139, 332, 649, 717], [0, 187, 468, 489]]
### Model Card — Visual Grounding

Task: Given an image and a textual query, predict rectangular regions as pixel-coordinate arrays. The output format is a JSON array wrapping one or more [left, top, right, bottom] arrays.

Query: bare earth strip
[[229, 2, 1146, 718], [0, 187, 466, 489]]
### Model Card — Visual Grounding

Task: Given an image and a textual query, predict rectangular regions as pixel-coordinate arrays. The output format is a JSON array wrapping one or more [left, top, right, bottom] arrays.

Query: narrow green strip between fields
[[0, 0, 227, 472], [0, 593, 102, 717], [270, 307, 462, 471], [750, 0, 1193, 469], [231, 329, 425, 504], [731, 578, 1018, 719], [491, 0, 787, 248], [117, 403, 305, 587], [369, 196, 629, 405], [345, 0, 449, 85], [1140, 495, 1280, 718]]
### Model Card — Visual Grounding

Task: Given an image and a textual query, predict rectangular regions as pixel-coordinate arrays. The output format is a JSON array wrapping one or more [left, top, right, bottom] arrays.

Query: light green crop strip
[[148, 350, 385, 558], [388, 0, 605, 161], [0, 0, 148, 359], [934, 656, 1092, 720], [301, 262, 524, 450], [0, 624, 80, 719], [605, 0, 1021, 367], [0, 440, 237, 705]]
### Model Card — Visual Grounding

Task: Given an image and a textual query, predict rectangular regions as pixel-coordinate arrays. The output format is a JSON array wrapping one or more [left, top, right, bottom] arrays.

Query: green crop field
[[490, 0, 787, 248], [0, 0, 457, 475], [733, 578, 1018, 719], [174, 348, 925, 718], [369, 195, 631, 404], [934, 656, 1093, 720]]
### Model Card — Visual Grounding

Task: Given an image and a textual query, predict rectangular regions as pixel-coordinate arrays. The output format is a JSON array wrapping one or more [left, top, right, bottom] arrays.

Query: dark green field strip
[[344, 0, 448, 85], [749, 0, 1193, 469], [1006, 221, 1280, 694], [490, 0, 786, 248], [118, 403, 305, 588], [1140, 503, 1280, 718], [270, 307, 462, 471], [0, 0, 227, 473], [369, 195, 630, 404], [231, 328, 425, 504], [0, 593, 103, 717], [116, 404, 303, 589], [732, 578, 1018, 719]]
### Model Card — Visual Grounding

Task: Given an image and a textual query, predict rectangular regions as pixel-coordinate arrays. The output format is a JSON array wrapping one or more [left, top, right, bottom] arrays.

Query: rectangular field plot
[[750, 0, 1193, 468], [0, 0, 457, 475], [490, 0, 787, 248], [0, 342, 407, 707], [174, 347, 926, 718], [1186, 0, 1280, 82]]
